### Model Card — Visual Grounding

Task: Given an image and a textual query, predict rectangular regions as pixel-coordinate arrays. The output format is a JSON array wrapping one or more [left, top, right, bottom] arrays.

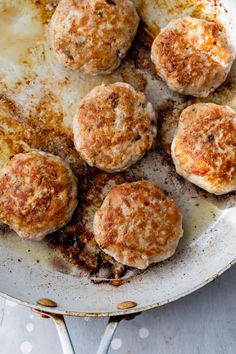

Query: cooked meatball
[[50, 0, 139, 74], [0, 151, 78, 240], [73, 82, 157, 172], [93, 180, 183, 270], [151, 16, 235, 97], [171, 103, 236, 195]]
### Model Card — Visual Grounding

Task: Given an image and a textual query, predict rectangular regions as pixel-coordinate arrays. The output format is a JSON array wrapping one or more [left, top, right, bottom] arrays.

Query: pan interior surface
[[0, 0, 235, 315]]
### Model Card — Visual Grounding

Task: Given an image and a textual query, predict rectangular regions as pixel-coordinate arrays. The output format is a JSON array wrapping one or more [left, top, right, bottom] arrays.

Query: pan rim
[[1, 255, 235, 317]]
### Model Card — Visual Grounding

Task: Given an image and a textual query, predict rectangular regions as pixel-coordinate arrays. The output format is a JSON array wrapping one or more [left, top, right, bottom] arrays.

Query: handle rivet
[[117, 301, 137, 310], [37, 298, 58, 308]]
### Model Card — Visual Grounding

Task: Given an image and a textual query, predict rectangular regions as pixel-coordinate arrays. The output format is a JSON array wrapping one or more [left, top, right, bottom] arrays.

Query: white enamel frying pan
[[0, 0, 235, 353]]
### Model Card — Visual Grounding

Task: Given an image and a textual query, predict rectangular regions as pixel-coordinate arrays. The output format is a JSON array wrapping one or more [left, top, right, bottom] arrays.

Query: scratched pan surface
[[0, 0, 235, 316]]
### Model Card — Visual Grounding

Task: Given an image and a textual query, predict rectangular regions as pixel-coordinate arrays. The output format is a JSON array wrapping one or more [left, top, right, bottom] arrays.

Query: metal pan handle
[[53, 315, 122, 354], [33, 310, 76, 354], [97, 316, 123, 354], [33, 309, 124, 354], [51, 315, 76, 354]]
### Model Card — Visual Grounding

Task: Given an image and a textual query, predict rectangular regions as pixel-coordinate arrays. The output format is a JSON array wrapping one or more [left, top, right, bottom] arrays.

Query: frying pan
[[0, 0, 236, 353]]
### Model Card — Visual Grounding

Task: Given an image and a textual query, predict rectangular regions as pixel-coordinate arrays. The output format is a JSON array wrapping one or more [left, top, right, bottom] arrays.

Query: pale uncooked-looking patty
[[151, 16, 235, 97], [171, 103, 236, 195], [73, 82, 157, 172], [0, 151, 78, 240], [50, 0, 139, 74], [93, 180, 183, 269]]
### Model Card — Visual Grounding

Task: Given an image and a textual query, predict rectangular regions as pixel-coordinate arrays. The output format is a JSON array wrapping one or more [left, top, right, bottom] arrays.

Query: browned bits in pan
[[105, 0, 116, 5]]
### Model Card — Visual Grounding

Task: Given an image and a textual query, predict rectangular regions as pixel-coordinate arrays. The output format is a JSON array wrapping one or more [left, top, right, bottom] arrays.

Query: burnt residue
[[51, 256, 71, 275], [33, 129, 88, 176], [0, 224, 11, 234], [128, 23, 155, 72], [127, 24, 155, 75], [105, 0, 116, 5], [117, 24, 155, 92], [208, 134, 214, 142], [0, 92, 88, 176], [35, 0, 59, 24], [160, 100, 194, 155], [0, 94, 24, 122]]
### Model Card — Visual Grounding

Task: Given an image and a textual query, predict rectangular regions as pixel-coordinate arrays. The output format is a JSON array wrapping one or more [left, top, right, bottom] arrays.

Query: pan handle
[[51, 315, 76, 354], [33, 309, 140, 354], [53, 314, 122, 354], [97, 316, 123, 354], [33, 310, 75, 354]]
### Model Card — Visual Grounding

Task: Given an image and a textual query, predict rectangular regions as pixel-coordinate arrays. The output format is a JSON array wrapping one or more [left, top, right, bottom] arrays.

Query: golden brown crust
[[151, 17, 235, 97], [50, 0, 139, 74], [0, 151, 78, 240], [73, 82, 157, 172], [93, 180, 183, 269], [171, 103, 236, 195]]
